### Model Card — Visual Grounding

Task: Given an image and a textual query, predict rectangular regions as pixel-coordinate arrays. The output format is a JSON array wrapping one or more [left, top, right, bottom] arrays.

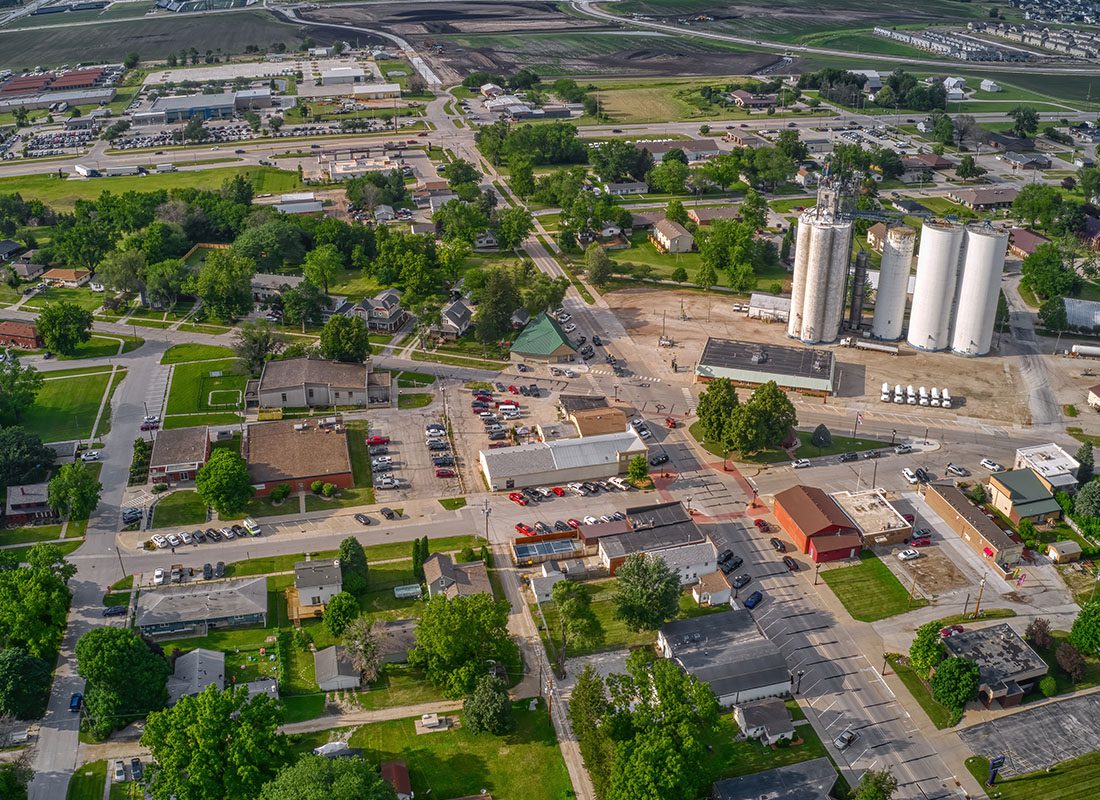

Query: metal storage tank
[[950, 226, 1008, 356], [907, 220, 965, 351], [787, 219, 812, 339], [871, 225, 915, 341], [787, 210, 852, 344]]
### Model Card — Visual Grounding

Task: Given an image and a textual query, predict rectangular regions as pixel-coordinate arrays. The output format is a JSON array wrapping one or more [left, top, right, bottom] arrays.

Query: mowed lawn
[[821, 551, 926, 622], [151, 490, 208, 529], [166, 358, 248, 415], [966, 753, 1100, 800], [66, 760, 107, 800], [349, 705, 571, 800], [538, 578, 656, 657], [161, 343, 235, 364], [23, 369, 112, 442]]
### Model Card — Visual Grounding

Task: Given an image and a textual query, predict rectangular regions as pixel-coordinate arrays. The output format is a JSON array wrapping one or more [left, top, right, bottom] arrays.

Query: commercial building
[[5, 483, 56, 526], [314, 646, 361, 691], [423, 553, 491, 599], [168, 648, 224, 705], [353, 83, 401, 99], [323, 157, 398, 182], [650, 219, 694, 253], [568, 407, 628, 437], [987, 469, 1062, 525], [320, 66, 366, 85], [243, 419, 354, 496], [711, 758, 837, 800], [598, 502, 707, 574], [234, 88, 272, 110], [942, 623, 1048, 707], [510, 312, 578, 364], [696, 338, 836, 395], [150, 92, 236, 122], [746, 293, 791, 323], [948, 186, 1019, 210], [559, 394, 610, 416], [922, 482, 1023, 568], [652, 541, 719, 586], [256, 357, 390, 408], [136, 577, 268, 637], [149, 426, 210, 484], [657, 609, 790, 706], [728, 89, 777, 108], [831, 489, 912, 547], [480, 430, 646, 491], [0, 321, 40, 349], [641, 138, 719, 161], [773, 485, 859, 560], [1014, 443, 1080, 494]]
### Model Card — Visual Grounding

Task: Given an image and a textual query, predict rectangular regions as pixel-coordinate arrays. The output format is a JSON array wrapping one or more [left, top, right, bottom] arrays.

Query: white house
[[653, 542, 717, 586], [294, 560, 343, 607], [530, 563, 566, 603], [692, 571, 731, 607], [313, 646, 361, 691], [734, 698, 795, 745]]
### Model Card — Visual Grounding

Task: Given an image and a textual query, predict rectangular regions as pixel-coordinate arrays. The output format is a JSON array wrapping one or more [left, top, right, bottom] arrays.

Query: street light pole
[[482, 498, 491, 542]]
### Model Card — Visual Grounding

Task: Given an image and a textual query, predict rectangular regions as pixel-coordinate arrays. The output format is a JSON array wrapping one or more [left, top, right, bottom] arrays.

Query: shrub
[[270, 483, 291, 502], [310, 480, 324, 494], [321, 482, 336, 497], [152, 483, 168, 493], [1039, 675, 1057, 697]]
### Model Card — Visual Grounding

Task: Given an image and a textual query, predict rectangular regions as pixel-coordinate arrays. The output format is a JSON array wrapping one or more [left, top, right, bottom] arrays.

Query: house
[[987, 469, 1062, 525], [0, 239, 21, 263], [473, 230, 498, 251], [148, 426, 210, 484], [773, 485, 859, 559], [381, 761, 413, 800], [4, 483, 56, 526], [692, 570, 731, 606], [314, 646, 361, 691], [509, 311, 577, 364], [794, 167, 818, 188], [480, 430, 647, 491], [510, 307, 530, 329], [651, 219, 694, 254], [1008, 228, 1049, 258], [380, 619, 416, 663], [687, 205, 740, 225], [0, 320, 40, 349], [257, 357, 390, 408], [1014, 443, 1080, 494], [289, 559, 343, 621], [728, 89, 776, 109], [363, 288, 408, 333], [867, 222, 887, 253], [1048, 540, 1083, 563], [530, 563, 566, 603], [942, 623, 1048, 707], [922, 482, 1023, 567], [1001, 151, 1051, 171], [168, 648, 224, 705], [603, 180, 648, 196], [734, 697, 795, 745], [423, 552, 491, 599], [251, 273, 305, 302], [434, 298, 472, 340], [641, 138, 720, 162], [135, 577, 268, 637], [711, 758, 837, 800], [569, 406, 628, 437], [948, 186, 1019, 210], [657, 609, 790, 706], [892, 198, 929, 215], [244, 419, 354, 496], [10, 250, 44, 280], [977, 129, 1034, 151], [630, 210, 664, 231], [850, 69, 882, 92], [41, 267, 91, 287], [653, 541, 718, 585]]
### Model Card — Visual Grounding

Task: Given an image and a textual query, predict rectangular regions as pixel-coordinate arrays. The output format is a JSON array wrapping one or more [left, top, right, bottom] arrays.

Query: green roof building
[[510, 312, 578, 364], [988, 469, 1062, 525]]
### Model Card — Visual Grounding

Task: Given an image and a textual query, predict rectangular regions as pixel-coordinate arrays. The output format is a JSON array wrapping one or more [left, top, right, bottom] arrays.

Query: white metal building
[[1014, 443, 1080, 494], [871, 225, 915, 341], [478, 430, 647, 491], [747, 293, 791, 323], [1064, 298, 1100, 329], [320, 66, 366, 85]]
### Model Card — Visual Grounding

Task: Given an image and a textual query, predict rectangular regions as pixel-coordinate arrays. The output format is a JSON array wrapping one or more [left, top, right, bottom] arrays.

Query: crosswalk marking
[[588, 368, 662, 383]]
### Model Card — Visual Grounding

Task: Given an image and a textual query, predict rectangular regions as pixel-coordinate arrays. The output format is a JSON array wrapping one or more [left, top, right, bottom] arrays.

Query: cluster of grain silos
[[787, 208, 853, 344], [870, 225, 916, 341]]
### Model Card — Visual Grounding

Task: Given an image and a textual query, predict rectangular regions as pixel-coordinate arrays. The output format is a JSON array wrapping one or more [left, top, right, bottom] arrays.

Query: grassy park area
[[821, 552, 927, 622], [151, 490, 208, 529], [22, 368, 113, 442]]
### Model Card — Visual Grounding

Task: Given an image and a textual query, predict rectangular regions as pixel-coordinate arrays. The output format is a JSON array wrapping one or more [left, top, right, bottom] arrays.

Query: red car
[[435, 468, 455, 478], [507, 385, 519, 394], [566, 518, 581, 529], [508, 492, 528, 506], [488, 442, 510, 449], [515, 523, 534, 536], [911, 536, 931, 547], [366, 435, 391, 445], [903, 513, 915, 523], [140, 422, 159, 431], [939, 625, 964, 638], [753, 519, 769, 531], [550, 487, 565, 497]]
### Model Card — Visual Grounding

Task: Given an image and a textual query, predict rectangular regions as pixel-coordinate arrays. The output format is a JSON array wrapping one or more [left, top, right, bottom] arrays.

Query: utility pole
[[973, 576, 986, 617]]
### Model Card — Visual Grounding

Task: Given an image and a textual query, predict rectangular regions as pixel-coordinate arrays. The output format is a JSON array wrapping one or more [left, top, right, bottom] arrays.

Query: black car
[[731, 573, 752, 590], [576, 335, 587, 345], [102, 605, 127, 617], [471, 402, 489, 410], [130, 758, 144, 783], [428, 441, 449, 451], [202, 562, 213, 580], [206, 528, 221, 542], [434, 456, 455, 467], [495, 382, 506, 391], [915, 467, 931, 483], [783, 555, 798, 571], [649, 453, 670, 466], [369, 445, 389, 455], [534, 521, 551, 534], [354, 513, 373, 525], [717, 548, 735, 563], [838, 452, 859, 463], [554, 520, 571, 532], [231, 524, 245, 537], [770, 537, 786, 552], [519, 386, 531, 396], [582, 482, 600, 494], [522, 487, 541, 500], [193, 529, 207, 543], [488, 431, 507, 440], [528, 384, 539, 396], [214, 561, 225, 578], [726, 555, 744, 571], [380, 507, 397, 520], [592, 335, 602, 346]]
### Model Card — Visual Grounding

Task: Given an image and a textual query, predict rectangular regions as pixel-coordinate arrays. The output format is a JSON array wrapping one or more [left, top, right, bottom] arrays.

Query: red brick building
[[0, 320, 40, 349], [244, 418, 353, 496], [773, 485, 860, 561]]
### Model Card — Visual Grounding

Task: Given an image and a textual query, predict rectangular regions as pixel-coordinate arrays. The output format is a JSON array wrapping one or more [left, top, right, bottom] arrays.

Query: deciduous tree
[[909, 621, 945, 676], [47, 461, 101, 520], [323, 591, 359, 637], [97, 248, 146, 294], [1025, 617, 1053, 650], [302, 244, 343, 294], [144, 258, 189, 309], [409, 594, 515, 697], [1057, 641, 1086, 680], [550, 580, 603, 665], [196, 249, 255, 320], [0, 648, 51, 719], [195, 449, 253, 516], [280, 280, 327, 330], [627, 454, 649, 484], [338, 537, 369, 595], [0, 358, 43, 426], [342, 617, 385, 684], [1070, 600, 1100, 655], [462, 674, 514, 735], [36, 300, 92, 355], [584, 242, 614, 287], [319, 315, 371, 362], [76, 627, 169, 739], [740, 188, 768, 230], [612, 553, 679, 631], [930, 656, 979, 710], [695, 377, 739, 445], [233, 321, 285, 376], [853, 768, 899, 800], [259, 755, 397, 800]]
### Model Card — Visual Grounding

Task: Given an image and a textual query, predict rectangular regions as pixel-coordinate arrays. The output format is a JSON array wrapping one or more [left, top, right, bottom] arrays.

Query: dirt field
[[893, 547, 973, 596], [602, 286, 1031, 425]]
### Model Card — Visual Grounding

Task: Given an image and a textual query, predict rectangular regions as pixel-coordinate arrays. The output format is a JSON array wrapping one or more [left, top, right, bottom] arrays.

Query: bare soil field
[[603, 286, 1031, 425], [303, 2, 598, 37]]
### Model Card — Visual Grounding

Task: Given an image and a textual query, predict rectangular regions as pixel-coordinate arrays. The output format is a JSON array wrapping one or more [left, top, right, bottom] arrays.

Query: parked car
[[783, 555, 798, 571], [833, 728, 857, 751], [769, 537, 785, 552], [583, 515, 599, 525], [946, 463, 969, 477], [592, 335, 602, 346], [894, 443, 912, 454], [566, 518, 581, 529], [515, 523, 534, 536], [205, 528, 221, 542], [901, 468, 918, 485], [366, 435, 391, 445], [897, 548, 920, 561], [435, 468, 456, 477], [69, 692, 82, 712], [166, 533, 181, 547], [837, 452, 859, 463], [369, 445, 389, 455], [753, 518, 769, 531], [731, 573, 752, 590], [151, 534, 168, 549], [140, 422, 159, 431], [914, 467, 931, 483], [791, 458, 811, 469], [103, 605, 127, 617], [939, 624, 965, 638], [649, 452, 670, 466], [980, 458, 1004, 472], [550, 486, 566, 496], [380, 507, 397, 520], [80, 450, 100, 462], [202, 562, 213, 580], [130, 758, 143, 783], [743, 591, 764, 610], [214, 561, 225, 578], [508, 492, 528, 506]]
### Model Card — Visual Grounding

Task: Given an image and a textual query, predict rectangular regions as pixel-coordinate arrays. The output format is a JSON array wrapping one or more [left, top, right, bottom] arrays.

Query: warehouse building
[[150, 92, 236, 122], [922, 482, 1023, 568], [510, 312, 578, 364], [321, 66, 366, 85], [597, 501, 707, 574], [479, 429, 646, 491], [354, 83, 401, 99], [696, 338, 836, 395], [773, 485, 862, 562]]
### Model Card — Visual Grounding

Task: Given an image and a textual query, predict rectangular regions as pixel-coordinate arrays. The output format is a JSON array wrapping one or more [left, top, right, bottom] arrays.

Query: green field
[[151, 490, 208, 529], [397, 392, 433, 410], [161, 343, 235, 364], [966, 752, 1100, 800], [165, 358, 247, 415], [66, 760, 107, 800], [821, 551, 927, 622], [537, 578, 660, 659], [22, 286, 104, 313], [57, 334, 143, 360], [348, 705, 571, 800], [23, 369, 112, 442]]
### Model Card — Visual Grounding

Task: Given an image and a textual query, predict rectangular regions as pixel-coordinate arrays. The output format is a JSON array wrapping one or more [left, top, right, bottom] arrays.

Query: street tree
[[196, 249, 255, 320], [233, 321, 285, 376], [852, 769, 899, 800], [494, 206, 534, 250], [0, 357, 43, 426], [0, 544, 75, 659], [909, 621, 946, 676], [612, 553, 679, 631], [96, 248, 146, 294], [47, 462, 101, 520], [1070, 600, 1100, 655], [144, 258, 189, 309], [746, 380, 797, 449], [302, 244, 343, 294], [281, 280, 328, 330], [1077, 443, 1095, 484], [142, 685, 288, 800], [342, 617, 385, 684], [810, 424, 833, 449], [627, 454, 649, 484], [259, 755, 397, 800], [463, 674, 514, 735], [195, 449, 253, 516], [1075, 480, 1100, 518], [409, 594, 515, 697], [1013, 186, 1063, 232], [319, 315, 371, 362], [929, 656, 979, 710], [323, 591, 359, 637], [338, 537, 369, 595], [584, 242, 614, 287], [0, 648, 51, 719], [670, 266, 688, 284], [1021, 243, 1078, 299], [75, 627, 169, 739], [740, 188, 768, 230], [550, 580, 603, 665], [36, 300, 92, 355], [696, 377, 740, 445]]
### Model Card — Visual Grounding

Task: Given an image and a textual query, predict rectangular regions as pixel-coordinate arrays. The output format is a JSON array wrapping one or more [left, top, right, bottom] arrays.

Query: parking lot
[[364, 399, 464, 502]]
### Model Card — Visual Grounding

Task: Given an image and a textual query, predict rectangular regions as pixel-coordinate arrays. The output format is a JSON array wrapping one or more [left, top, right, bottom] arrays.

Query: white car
[[894, 443, 912, 455], [637, 427, 651, 438], [980, 458, 1004, 472], [151, 534, 168, 549], [563, 369, 575, 378], [153, 568, 166, 585], [583, 515, 599, 525], [630, 417, 644, 428], [791, 458, 811, 469], [563, 323, 577, 333], [897, 549, 920, 561], [901, 468, 918, 485], [166, 533, 181, 547], [80, 450, 100, 462], [179, 531, 193, 545], [143, 415, 160, 424], [113, 761, 126, 783], [372, 456, 393, 466]]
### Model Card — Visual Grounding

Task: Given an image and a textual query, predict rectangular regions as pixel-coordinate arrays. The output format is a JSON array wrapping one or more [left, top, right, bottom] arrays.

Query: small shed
[[1048, 540, 1083, 563], [313, 646, 361, 692], [692, 570, 731, 607]]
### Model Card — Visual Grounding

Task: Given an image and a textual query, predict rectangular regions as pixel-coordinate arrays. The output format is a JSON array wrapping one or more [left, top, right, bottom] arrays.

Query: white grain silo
[[950, 226, 1008, 356], [787, 209, 853, 344], [907, 220, 965, 351], [871, 225, 916, 341]]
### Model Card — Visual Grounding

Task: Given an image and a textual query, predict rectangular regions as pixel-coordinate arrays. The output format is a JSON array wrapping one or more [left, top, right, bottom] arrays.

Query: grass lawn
[[1028, 630, 1100, 698], [166, 358, 248, 415], [821, 551, 927, 622], [329, 267, 382, 297], [357, 561, 424, 621], [887, 655, 961, 728], [7, 540, 80, 562], [688, 423, 886, 464], [411, 350, 508, 371], [439, 497, 467, 510], [282, 694, 326, 724], [965, 752, 1100, 800], [23, 286, 103, 313], [0, 523, 63, 546], [704, 713, 829, 783], [235, 493, 298, 519], [397, 370, 437, 387], [67, 760, 106, 800], [56, 334, 144, 360], [348, 704, 571, 800], [23, 370, 112, 442], [151, 490, 208, 529], [358, 664, 445, 710], [163, 412, 242, 429], [161, 343, 236, 364], [397, 392, 434, 410], [538, 578, 655, 658]]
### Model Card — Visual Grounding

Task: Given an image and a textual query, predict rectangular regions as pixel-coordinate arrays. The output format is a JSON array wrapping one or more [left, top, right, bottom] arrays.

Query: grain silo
[[950, 226, 1008, 356], [907, 220, 965, 351], [787, 210, 853, 344], [871, 225, 916, 341]]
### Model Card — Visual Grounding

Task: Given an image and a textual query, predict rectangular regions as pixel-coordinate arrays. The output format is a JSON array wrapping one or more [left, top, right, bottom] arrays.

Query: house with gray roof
[[711, 758, 837, 800], [314, 645, 361, 691], [149, 426, 210, 484], [168, 648, 224, 705], [363, 288, 408, 332], [423, 552, 491, 599], [257, 356, 390, 407], [651, 541, 718, 586], [291, 559, 343, 621], [136, 577, 268, 637], [734, 697, 795, 745], [433, 298, 472, 340], [251, 273, 305, 302]]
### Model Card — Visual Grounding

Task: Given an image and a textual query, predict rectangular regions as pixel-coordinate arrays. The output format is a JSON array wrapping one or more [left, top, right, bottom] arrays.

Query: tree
[[412, 537, 426, 580], [37, 300, 92, 355], [1038, 297, 1068, 331], [1075, 481, 1100, 518], [550, 581, 603, 666], [612, 553, 679, 632], [0, 357, 42, 426], [746, 381, 797, 450], [810, 424, 833, 449], [195, 449, 253, 516], [627, 454, 649, 483], [1077, 443, 1095, 484], [76, 627, 169, 739], [1070, 600, 1100, 655], [142, 685, 288, 800], [695, 261, 717, 290], [323, 591, 359, 637], [463, 674, 514, 735], [123, 51, 140, 68], [472, 268, 521, 345], [665, 199, 688, 225], [259, 755, 397, 800], [956, 154, 986, 181], [1057, 642, 1086, 680], [670, 265, 688, 283], [1021, 243, 1078, 299], [0, 547, 73, 659], [589, 139, 651, 182], [0, 756, 31, 800], [1013, 186, 1063, 232], [444, 158, 481, 189], [409, 594, 516, 697], [696, 378, 740, 446], [302, 244, 342, 294], [232, 322, 285, 377], [1026, 617, 1053, 650], [338, 537, 369, 595], [494, 206, 534, 250], [0, 648, 51, 719], [645, 159, 689, 194], [144, 258, 189, 309], [97, 248, 146, 294], [1009, 105, 1039, 139], [740, 188, 768, 230], [196, 249, 255, 320], [853, 769, 899, 800], [509, 155, 535, 197], [342, 617, 385, 684], [909, 621, 946, 676], [47, 462, 101, 520], [0, 427, 53, 490], [319, 315, 371, 362], [930, 656, 979, 710], [281, 280, 327, 330], [584, 242, 614, 287]]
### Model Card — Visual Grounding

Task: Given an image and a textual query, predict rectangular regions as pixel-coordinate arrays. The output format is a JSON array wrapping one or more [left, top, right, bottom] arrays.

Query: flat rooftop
[[831, 489, 910, 536], [699, 338, 835, 380], [1016, 443, 1078, 478], [943, 623, 1048, 692]]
